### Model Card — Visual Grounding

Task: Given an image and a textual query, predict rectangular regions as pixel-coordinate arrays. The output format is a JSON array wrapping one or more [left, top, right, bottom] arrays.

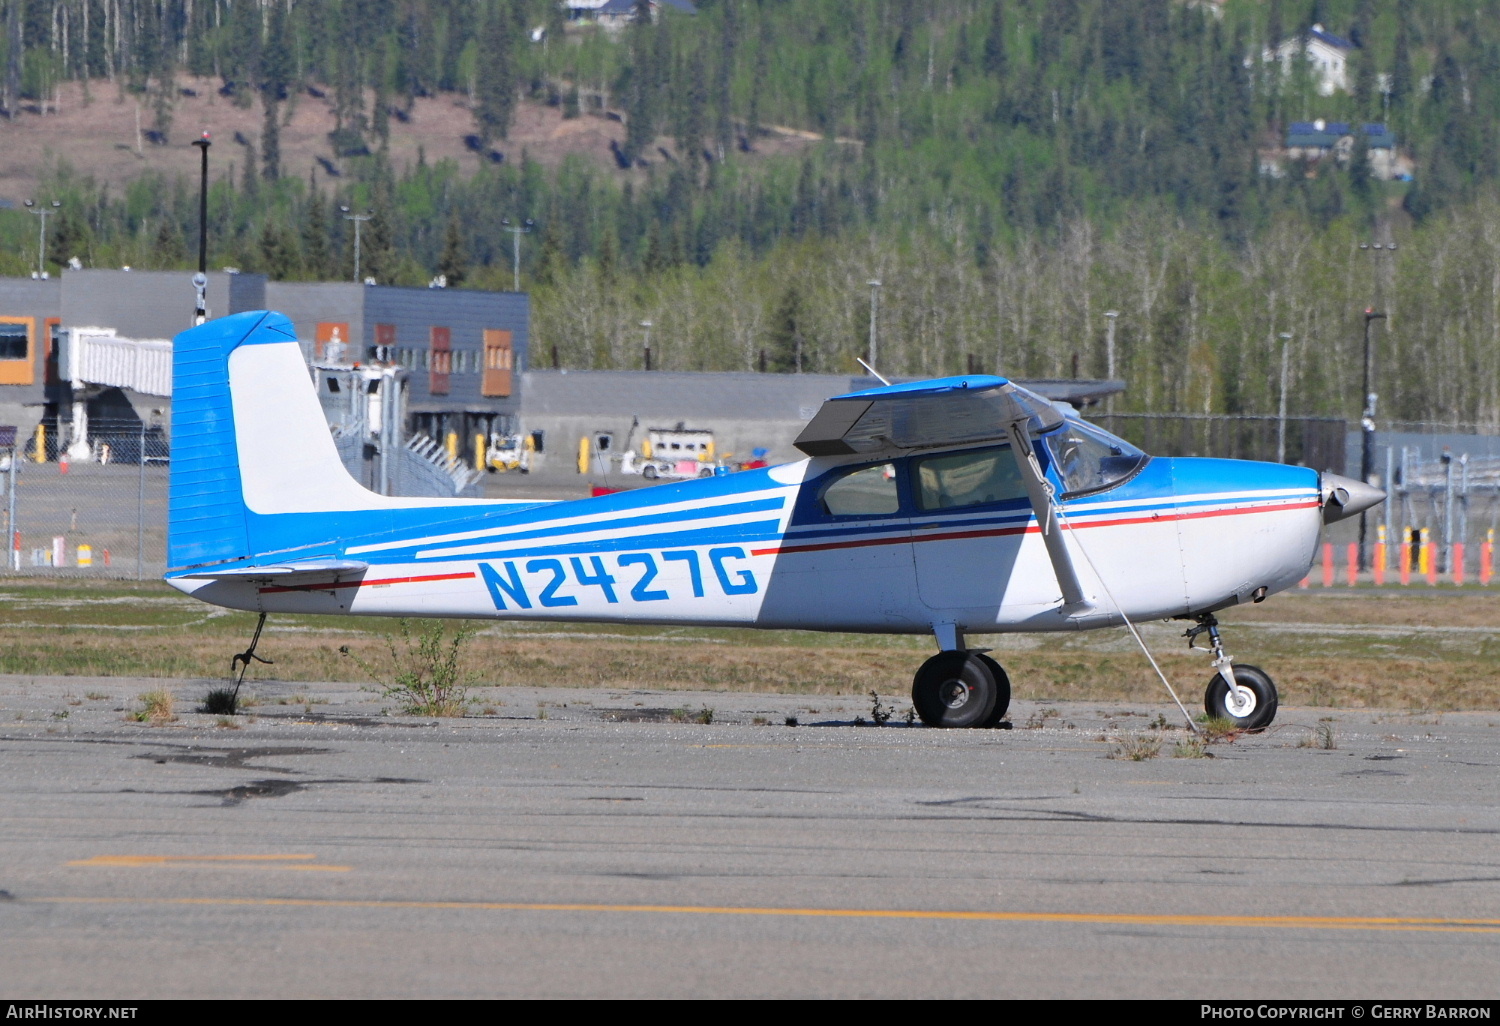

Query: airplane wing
[[795, 375, 1092, 615], [175, 558, 370, 583], [794, 375, 1066, 457]]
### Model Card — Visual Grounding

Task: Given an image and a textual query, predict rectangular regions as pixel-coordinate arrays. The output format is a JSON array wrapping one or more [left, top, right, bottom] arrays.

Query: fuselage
[[169, 439, 1324, 636]]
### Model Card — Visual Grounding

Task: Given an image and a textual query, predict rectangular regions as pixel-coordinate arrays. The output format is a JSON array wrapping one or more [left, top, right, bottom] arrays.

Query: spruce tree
[[262, 100, 281, 181], [983, 0, 1007, 79], [1390, 7, 1413, 111], [259, 221, 301, 281], [475, 2, 517, 148], [439, 216, 468, 287], [153, 219, 187, 269], [768, 284, 804, 373], [623, 2, 662, 164], [242, 140, 260, 200], [303, 183, 333, 280], [533, 223, 564, 287]]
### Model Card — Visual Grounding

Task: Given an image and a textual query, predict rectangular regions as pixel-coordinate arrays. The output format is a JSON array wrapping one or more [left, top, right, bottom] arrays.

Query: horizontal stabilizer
[[177, 558, 369, 582]]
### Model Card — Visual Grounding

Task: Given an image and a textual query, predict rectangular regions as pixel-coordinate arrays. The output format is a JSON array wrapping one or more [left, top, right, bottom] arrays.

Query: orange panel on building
[[315, 321, 351, 359], [482, 329, 513, 397], [429, 326, 451, 395], [0, 317, 35, 386]]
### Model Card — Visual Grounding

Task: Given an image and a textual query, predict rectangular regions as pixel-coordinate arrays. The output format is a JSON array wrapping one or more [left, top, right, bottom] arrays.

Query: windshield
[[1044, 420, 1147, 497]]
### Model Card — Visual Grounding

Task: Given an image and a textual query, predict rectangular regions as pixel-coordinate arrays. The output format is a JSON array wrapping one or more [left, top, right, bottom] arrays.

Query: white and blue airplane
[[166, 311, 1383, 730]]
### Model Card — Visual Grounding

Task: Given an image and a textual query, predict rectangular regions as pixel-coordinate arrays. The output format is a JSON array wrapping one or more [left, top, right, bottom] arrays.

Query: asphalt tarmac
[[1, 675, 1497, 999]]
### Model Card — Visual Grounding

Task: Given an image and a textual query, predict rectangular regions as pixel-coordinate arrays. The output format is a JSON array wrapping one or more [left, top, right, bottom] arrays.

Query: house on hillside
[[1284, 120, 1401, 179], [1259, 23, 1356, 96], [564, 0, 696, 31]]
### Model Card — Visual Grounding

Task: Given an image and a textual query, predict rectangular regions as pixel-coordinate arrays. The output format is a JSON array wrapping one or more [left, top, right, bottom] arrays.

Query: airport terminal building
[[0, 269, 530, 461]]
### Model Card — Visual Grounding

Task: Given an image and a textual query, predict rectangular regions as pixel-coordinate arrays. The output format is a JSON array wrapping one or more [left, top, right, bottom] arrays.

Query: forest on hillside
[[1, 0, 1499, 428]]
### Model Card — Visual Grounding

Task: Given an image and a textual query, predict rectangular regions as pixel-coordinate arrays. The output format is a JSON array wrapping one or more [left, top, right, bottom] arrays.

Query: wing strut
[[1005, 419, 1093, 616]]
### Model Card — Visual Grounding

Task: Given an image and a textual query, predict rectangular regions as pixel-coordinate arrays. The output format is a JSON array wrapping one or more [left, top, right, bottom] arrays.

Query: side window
[[916, 447, 1026, 511], [820, 463, 899, 516]]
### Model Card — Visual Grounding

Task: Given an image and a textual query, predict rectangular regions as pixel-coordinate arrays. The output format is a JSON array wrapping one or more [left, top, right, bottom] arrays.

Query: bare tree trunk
[[5, 0, 23, 119]]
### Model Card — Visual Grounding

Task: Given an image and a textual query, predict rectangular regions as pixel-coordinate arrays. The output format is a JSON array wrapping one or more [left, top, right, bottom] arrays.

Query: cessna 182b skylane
[[166, 311, 1383, 730]]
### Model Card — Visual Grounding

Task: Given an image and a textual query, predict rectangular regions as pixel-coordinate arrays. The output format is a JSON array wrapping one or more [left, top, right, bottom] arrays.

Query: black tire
[[912, 652, 1000, 729], [698, 467, 714, 478], [1204, 664, 1278, 730], [972, 653, 1012, 727], [642, 465, 658, 480]]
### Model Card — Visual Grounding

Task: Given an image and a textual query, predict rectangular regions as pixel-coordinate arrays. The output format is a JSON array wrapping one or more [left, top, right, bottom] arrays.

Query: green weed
[[340, 618, 475, 716], [129, 689, 176, 724], [1172, 736, 1212, 758], [1111, 733, 1163, 761]]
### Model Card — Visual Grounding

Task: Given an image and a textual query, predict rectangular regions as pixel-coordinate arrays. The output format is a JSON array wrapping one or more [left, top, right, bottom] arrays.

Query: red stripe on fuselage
[[258, 571, 476, 595], [750, 499, 1320, 557]]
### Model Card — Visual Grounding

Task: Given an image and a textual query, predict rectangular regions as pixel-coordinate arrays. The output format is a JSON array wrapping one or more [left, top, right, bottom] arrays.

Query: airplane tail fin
[[168, 310, 437, 574]]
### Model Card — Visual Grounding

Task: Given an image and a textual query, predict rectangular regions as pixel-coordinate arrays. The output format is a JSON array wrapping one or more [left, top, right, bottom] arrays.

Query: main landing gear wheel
[[912, 651, 1009, 729], [973, 653, 1012, 728], [1204, 665, 1278, 731]]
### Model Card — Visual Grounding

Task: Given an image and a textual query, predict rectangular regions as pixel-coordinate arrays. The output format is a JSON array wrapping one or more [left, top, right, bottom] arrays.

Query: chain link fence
[[1388, 448, 1500, 576], [2, 423, 168, 579], [1, 417, 476, 579]]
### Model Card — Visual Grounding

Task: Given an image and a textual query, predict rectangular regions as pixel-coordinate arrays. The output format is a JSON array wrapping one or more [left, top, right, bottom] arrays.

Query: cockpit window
[[915, 446, 1027, 511], [1045, 420, 1147, 497], [820, 463, 900, 516]]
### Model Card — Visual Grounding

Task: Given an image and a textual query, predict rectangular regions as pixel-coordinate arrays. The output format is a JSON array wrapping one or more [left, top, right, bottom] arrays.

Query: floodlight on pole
[[641, 319, 653, 371], [501, 218, 534, 293], [1277, 332, 1293, 465], [23, 199, 61, 278], [341, 205, 373, 283], [866, 279, 881, 370], [1359, 308, 1388, 571]]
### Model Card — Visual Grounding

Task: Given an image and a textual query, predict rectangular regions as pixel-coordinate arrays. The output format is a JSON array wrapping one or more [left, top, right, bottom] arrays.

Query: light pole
[[502, 218, 534, 292], [341, 205, 373, 283], [641, 320, 653, 371], [1277, 332, 1293, 464], [1104, 310, 1119, 414], [191, 132, 211, 324], [866, 279, 881, 370], [23, 200, 60, 277], [1359, 308, 1387, 571]]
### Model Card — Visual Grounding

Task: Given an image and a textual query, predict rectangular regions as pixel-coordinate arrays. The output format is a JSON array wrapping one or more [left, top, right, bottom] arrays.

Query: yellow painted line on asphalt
[[68, 855, 351, 872], [26, 898, 1500, 934]]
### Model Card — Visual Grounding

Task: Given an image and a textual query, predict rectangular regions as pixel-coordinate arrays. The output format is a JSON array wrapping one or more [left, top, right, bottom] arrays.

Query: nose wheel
[[912, 651, 1011, 728], [1186, 613, 1278, 730], [1205, 665, 1277, 727]]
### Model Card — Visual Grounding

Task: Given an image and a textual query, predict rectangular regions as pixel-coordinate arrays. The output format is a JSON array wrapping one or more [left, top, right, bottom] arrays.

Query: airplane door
[[755, 461, 919, 631], [910, 444, 1060, 621]]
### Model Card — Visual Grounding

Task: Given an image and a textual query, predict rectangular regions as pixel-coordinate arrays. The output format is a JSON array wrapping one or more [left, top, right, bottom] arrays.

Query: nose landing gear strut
[[1185, 613, 1278, 730]]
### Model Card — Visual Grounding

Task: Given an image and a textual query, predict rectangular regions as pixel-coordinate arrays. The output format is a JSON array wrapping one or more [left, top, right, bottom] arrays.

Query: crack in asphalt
[[120, 775, 427, 806], [1395, 876, 1500, 887]]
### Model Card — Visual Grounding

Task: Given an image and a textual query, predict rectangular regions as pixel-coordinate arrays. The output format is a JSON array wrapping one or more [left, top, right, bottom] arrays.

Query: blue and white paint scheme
[[166, 311, 1383, 730]]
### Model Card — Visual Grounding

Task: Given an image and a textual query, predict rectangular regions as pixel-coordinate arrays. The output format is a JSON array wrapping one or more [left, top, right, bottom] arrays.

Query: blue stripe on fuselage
[[167, 466, 792, 578]]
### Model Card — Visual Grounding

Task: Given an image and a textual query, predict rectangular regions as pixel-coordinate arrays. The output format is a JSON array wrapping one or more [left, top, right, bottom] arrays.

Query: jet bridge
[[59, 327, 173, 461]]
